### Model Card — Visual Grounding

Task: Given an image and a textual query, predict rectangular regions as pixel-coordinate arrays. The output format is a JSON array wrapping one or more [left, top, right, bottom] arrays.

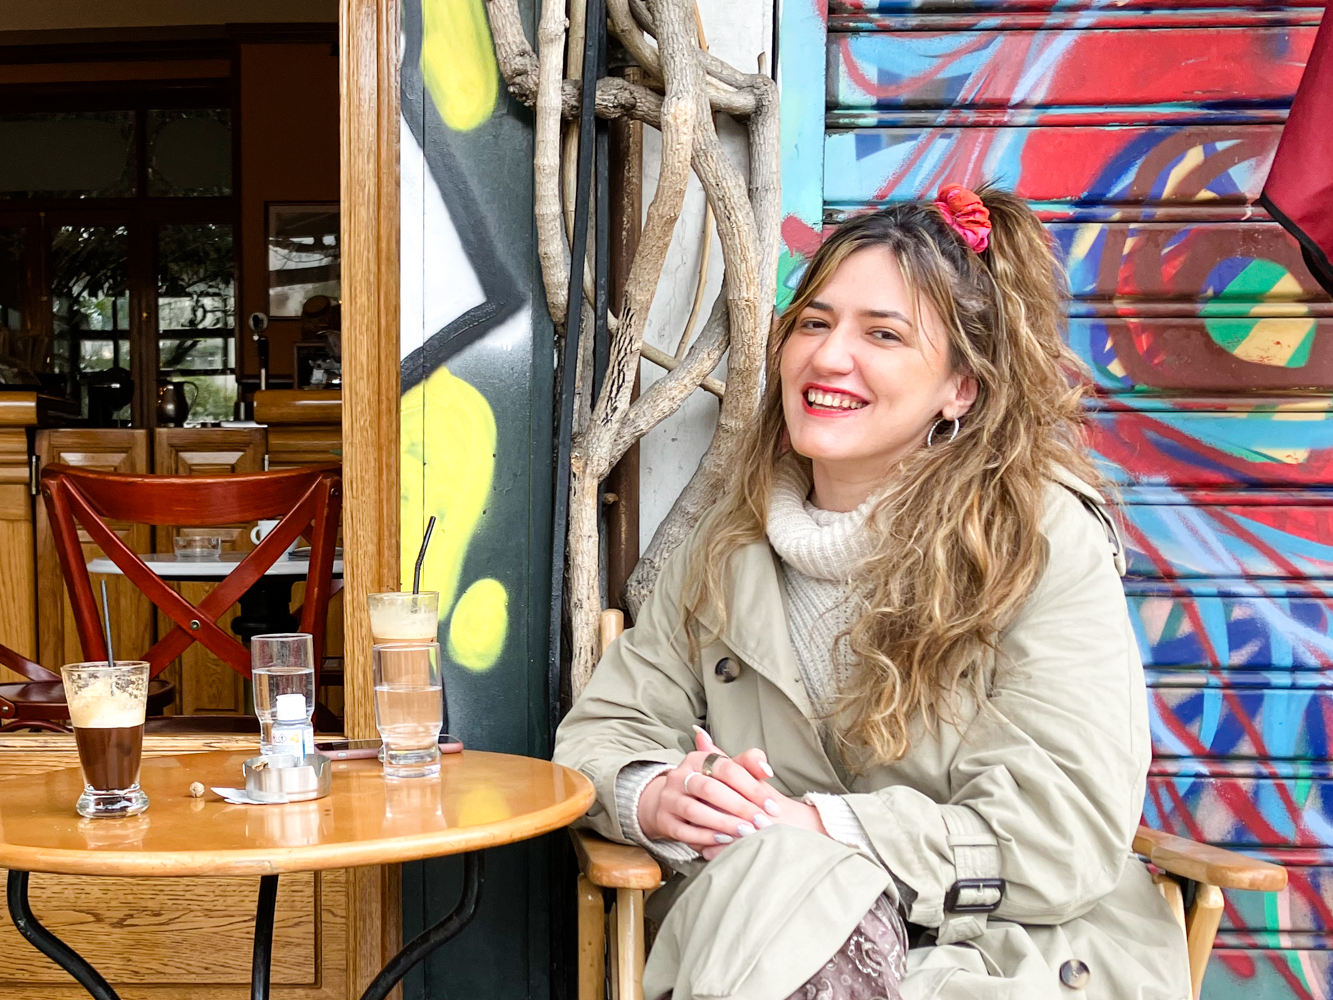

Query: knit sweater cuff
[[805, 792, 881, 860], [615, 761, 700, 868]]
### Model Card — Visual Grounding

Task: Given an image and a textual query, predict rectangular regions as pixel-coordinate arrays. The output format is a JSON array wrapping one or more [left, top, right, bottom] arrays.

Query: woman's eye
[[869, 328, 902, 343], [799, 317, 828, 331]]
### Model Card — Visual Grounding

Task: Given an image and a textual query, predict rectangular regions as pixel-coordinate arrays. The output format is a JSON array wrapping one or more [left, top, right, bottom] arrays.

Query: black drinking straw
[[412, 515, 437, 595], [100, 580, 115, 667]]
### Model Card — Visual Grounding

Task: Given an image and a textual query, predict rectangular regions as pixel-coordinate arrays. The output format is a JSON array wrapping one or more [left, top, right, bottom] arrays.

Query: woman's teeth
[[805, 389, 866, 410]]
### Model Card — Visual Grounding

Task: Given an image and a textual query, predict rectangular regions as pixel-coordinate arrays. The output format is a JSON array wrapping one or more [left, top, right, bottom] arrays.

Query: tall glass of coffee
[[60, 660, 150, 818], [366, 592, 439, 646]]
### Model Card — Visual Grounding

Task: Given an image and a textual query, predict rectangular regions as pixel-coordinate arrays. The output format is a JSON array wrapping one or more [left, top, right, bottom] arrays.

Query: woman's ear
[[943, 375, 979, 421]]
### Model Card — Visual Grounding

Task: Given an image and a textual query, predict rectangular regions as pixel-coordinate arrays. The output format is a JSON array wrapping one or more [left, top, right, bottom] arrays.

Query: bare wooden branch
[[640, 341, 725, 400], [533, 0, 572, 325], [621, 290, 730, 454], [483, 0, 780, 687]]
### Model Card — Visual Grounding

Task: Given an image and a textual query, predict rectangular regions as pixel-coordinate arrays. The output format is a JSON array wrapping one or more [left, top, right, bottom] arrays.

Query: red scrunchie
[[933, 183, 991, 253]]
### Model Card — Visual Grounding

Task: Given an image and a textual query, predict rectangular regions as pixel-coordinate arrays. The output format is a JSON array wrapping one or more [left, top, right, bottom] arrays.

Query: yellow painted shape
[[422, 0, 499, 132], [1161, 145, 1211, 200], [1231, 318, 1315, 367], [448, 578, 509, 671], [1070, 224, 1103, 264], [400, 365, 498, 612]]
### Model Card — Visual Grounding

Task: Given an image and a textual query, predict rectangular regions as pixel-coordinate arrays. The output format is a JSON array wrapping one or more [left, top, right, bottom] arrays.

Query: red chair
[[0, 642, 174, 733], [39, 463, 342, 726]]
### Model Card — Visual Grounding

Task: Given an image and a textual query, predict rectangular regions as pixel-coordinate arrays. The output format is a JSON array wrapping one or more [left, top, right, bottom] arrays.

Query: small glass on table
[[174, 534, 222, 561], [61, 660, 150, 818], [251, 633, 315, 757], [373, 641, 444, 778]]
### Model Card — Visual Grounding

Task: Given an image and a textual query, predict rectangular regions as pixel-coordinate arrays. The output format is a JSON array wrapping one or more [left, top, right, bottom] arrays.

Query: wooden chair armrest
[[1134, 825, 1287, 892], [570, 828, 662, 890]]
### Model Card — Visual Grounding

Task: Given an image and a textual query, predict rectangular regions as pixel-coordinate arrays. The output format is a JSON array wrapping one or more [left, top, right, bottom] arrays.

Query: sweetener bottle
[[267, 692, 316, 758]]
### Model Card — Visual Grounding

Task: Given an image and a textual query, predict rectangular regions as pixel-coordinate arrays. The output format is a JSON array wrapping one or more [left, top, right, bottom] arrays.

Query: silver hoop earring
[[927, 417, 960, 447]]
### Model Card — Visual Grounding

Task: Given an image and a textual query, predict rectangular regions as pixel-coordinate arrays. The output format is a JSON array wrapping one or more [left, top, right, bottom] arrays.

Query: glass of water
[[251, 633, 315, 756], [373, 642, 443, 779]]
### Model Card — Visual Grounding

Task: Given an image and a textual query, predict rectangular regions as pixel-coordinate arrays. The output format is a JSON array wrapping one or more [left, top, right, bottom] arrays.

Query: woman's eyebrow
[[862, 308, 914, 328]]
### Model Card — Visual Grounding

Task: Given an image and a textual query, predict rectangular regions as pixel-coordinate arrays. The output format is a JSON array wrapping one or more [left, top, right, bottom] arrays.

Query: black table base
[[6, 853, 485, 1000]]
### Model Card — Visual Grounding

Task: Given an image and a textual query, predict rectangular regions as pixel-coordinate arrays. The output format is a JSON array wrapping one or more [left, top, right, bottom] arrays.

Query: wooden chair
[[39, 463, 342, 725], [0, 642, 174, 733], [572, 610, 1288, 1000]]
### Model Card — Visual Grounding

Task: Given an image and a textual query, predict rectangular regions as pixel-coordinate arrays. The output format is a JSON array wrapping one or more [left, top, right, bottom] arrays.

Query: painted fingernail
[[760, 761, 774, 778], [764, 799, 780, 816], [738, 822, 756, 837], [692, 724, 714, 743], [753, 813, 773, 829], [714, 833, 733, 844]]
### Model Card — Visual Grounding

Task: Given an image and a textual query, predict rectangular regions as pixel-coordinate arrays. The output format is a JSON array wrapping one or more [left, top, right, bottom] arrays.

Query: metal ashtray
[[242, 754, 332, 803]]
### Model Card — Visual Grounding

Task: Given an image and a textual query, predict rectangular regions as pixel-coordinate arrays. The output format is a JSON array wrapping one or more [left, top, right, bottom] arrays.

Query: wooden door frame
[[339, 0, 403, 995]]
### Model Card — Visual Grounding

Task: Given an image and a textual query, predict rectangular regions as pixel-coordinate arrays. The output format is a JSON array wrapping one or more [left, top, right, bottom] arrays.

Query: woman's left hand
[[691, 729, 828, 861]]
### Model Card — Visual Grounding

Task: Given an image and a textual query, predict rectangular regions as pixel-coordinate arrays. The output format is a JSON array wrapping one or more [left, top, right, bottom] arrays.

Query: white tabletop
[[87, 552, 344, 579]]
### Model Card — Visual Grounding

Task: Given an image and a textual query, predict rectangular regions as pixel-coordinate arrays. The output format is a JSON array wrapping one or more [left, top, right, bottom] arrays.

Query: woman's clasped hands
[[636, 726, 828, 861]]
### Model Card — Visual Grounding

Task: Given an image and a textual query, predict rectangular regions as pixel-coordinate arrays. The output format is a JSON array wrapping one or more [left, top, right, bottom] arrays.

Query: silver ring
[[700, 752, 723, 777], [683, 772, 700, 796]]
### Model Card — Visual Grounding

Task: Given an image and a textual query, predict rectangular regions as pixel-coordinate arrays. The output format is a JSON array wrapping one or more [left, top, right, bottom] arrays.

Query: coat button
[[714, 657, 740, 683], [1059, 960, 1090, 989]]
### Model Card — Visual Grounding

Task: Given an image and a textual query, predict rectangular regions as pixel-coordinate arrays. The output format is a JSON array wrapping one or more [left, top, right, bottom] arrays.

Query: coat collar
[[694, 539, 814, 715]]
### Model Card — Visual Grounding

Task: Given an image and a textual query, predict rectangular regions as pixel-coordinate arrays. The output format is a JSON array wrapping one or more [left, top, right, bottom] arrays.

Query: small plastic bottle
[[265, 692, 315, 758]]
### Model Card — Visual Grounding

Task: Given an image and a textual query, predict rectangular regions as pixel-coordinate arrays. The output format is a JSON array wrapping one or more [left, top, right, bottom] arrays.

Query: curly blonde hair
[[681, 186, 1101, 765]]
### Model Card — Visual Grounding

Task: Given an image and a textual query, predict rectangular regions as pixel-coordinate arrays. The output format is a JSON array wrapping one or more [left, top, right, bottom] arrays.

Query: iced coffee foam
[[369, 604, 438, 641], [67, 676, 147, 729]]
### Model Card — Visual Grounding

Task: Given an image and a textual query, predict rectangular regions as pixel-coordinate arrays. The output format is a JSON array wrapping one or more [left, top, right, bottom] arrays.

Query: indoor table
[[87, 552, 345, 642], [0, 748, 594, 1000]]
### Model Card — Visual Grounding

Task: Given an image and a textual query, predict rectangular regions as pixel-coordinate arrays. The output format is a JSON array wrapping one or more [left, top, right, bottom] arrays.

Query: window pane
[[159, 224, 235, 423], [51, 222, 130, 388], [176, 373, 237, 424], [267, 205, 339, 317], [0, 112, 135, 199], [0, 228, 35, 385], [148, 109, 232, 197]]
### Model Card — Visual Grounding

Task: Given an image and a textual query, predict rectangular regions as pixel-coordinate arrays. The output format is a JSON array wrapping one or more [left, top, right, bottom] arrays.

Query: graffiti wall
[[780, 0, 1333, 995], [399, 0, 553, 995]]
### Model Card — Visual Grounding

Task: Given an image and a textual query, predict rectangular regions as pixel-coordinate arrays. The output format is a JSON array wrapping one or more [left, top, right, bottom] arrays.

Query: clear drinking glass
[[174, 534, 222, 561], [366, 592, 439, 646], [373, 641, 443, 779], [251, 633, 315, 756], [61, 661, 150, 818]]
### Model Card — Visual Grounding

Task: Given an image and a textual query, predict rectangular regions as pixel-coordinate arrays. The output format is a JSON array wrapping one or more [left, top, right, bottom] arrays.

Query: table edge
[[0, 759, 595, 877]]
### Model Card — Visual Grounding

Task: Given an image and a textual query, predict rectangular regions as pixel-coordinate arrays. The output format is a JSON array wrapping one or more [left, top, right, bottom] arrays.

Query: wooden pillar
[[604, 68, 645, 614], [341, 0, 403, 994]]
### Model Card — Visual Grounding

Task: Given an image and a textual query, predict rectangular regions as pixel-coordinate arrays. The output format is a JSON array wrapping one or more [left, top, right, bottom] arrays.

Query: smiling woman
[[555, 185, 1194, 1000]]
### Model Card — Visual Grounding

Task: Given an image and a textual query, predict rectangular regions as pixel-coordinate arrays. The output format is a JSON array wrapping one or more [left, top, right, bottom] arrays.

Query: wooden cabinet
[[154, 428, 266, 716], [34, 430, 152, 674]]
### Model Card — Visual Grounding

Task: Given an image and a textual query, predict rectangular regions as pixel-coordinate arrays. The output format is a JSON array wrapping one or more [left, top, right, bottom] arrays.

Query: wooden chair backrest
[[40, 463, 342, 681]]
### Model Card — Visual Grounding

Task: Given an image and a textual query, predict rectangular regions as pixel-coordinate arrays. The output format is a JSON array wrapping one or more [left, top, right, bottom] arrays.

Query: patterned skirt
[[785, 894, 908, 1000]]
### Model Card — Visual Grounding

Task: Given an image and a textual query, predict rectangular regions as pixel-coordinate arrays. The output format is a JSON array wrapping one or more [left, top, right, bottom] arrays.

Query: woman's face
[[780, 247, 977, 495]]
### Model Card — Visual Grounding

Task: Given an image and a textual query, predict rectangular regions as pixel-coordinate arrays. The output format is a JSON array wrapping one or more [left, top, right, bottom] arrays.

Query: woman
[[554, 186, 1190, 1000]]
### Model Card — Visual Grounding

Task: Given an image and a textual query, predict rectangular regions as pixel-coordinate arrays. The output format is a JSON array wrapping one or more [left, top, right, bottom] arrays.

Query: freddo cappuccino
[[368, 592, 439, 645], [62, 661, 150, 818]]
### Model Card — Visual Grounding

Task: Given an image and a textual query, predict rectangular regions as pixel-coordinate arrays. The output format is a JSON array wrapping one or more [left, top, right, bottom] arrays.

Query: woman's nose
[[808, 322, 857, 375]]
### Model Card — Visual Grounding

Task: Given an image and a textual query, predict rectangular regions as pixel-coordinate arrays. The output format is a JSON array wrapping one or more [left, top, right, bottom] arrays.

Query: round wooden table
[[0, 749, 594, 1000]]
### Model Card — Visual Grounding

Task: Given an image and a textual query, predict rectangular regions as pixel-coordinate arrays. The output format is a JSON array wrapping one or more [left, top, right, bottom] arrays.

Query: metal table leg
[[252, 874, 280, 1000], [359, 851, 485, 1000], [7, 869, 120, 1000]]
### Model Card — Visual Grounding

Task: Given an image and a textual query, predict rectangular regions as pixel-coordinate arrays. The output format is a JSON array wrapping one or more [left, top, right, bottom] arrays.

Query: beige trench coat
[[554, 476, 1191, 1000]]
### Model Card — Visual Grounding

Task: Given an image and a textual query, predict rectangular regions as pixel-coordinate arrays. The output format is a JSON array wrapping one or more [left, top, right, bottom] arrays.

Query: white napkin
[[211, 786, 290, 805]]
